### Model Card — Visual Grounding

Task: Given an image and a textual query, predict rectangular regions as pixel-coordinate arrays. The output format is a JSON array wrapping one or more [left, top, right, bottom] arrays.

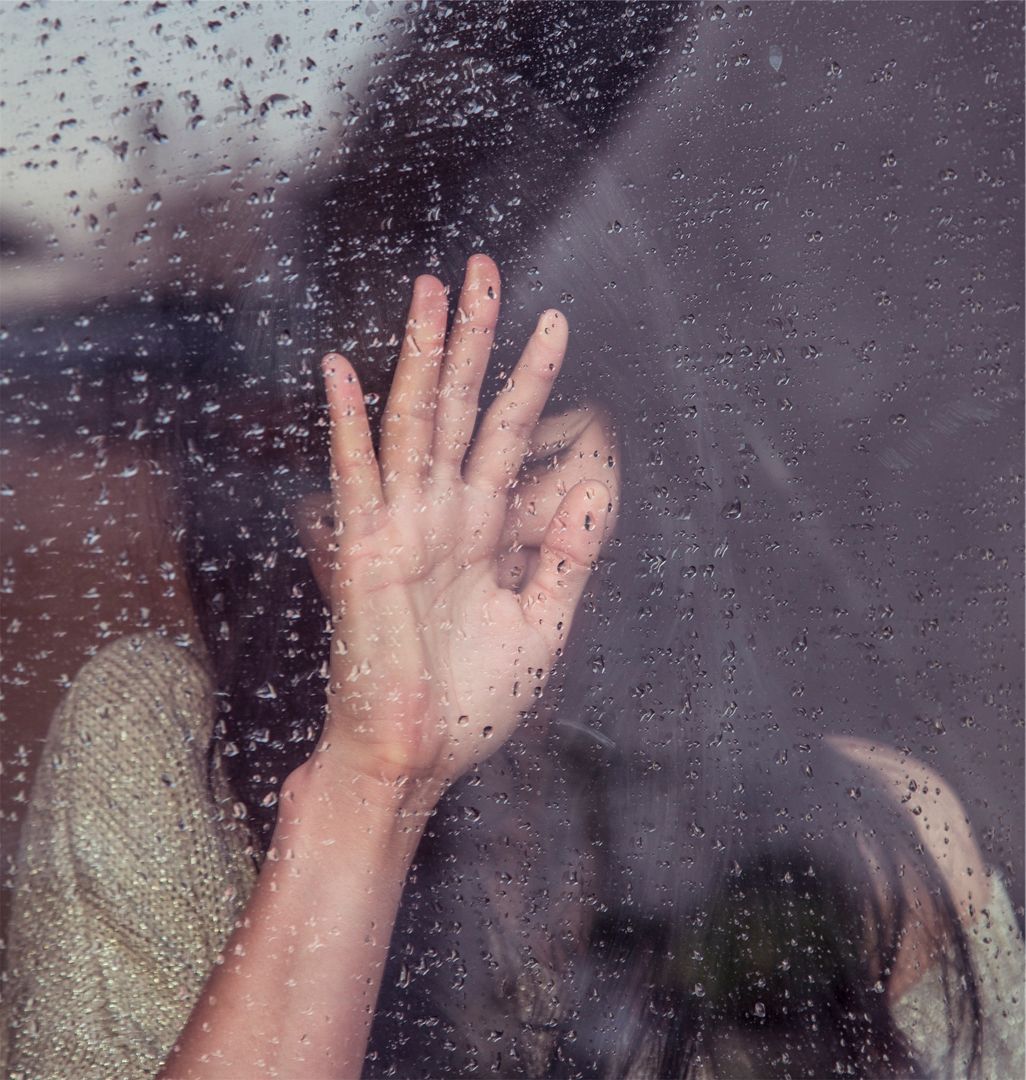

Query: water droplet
[[721, 500, 742, 520], [768, 45, 783, 72]]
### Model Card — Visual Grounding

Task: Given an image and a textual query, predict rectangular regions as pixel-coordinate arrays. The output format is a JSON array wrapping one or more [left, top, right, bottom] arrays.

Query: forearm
[[159, 758, 443, 1080]]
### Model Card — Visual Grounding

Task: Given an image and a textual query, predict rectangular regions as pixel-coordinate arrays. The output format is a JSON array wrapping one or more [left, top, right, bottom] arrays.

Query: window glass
[[3, 3, 1022, 1077]]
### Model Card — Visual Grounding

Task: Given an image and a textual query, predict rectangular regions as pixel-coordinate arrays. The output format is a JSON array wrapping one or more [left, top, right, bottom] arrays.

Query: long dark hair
[[172, 4, 988, 1076]]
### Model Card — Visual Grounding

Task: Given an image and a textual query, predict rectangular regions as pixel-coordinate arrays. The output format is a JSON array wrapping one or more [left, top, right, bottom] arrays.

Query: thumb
[[517, 480, 610, 656]]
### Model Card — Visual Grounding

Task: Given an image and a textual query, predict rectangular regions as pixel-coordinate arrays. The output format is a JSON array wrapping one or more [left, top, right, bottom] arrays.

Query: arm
[[828, 735, 992, 999], [159, 762, 440, 1079], [160, 254, 615, 1078]]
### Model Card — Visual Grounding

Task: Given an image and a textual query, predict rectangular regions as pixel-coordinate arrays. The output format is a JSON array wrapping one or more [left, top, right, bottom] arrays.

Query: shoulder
[[62, 631, 212, 723], [6, 636, 253, 1080], [50, 632, 215, 769], [23, 630, 253, 910], [29, 633, 221, 870]]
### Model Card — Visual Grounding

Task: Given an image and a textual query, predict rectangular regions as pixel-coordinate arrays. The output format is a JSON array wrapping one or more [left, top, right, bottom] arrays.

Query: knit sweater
[[3, 635, 256, 1079], [2, 634, 1023, 1078]]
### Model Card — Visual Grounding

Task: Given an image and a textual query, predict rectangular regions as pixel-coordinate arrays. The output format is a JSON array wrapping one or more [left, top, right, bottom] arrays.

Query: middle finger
[[379, 274, 448, 497], [430, 254, 501, 482]]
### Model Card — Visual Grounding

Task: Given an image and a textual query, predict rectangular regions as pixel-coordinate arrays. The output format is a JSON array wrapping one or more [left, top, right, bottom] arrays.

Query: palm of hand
[[308, 256, 611, 788]]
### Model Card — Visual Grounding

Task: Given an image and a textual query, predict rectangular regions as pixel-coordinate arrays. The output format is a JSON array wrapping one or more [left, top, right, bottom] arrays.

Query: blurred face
[[294, 401, 621, 601], [494, 404, 621, 591]]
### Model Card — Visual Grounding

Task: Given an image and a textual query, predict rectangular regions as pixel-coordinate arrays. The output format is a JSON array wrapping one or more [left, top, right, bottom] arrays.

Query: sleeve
[[2, 635, 257, 1080], [893, 873, 1025, 1079]]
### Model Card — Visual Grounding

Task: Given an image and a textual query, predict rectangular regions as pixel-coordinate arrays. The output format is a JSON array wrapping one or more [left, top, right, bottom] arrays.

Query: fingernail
[[537, 309, 567, 337], [583, 484, 610, 519], [413, 274, 437, 299]]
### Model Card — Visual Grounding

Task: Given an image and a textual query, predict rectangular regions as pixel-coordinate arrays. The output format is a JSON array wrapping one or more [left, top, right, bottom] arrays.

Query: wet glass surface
[[2, 3, 1022, 1077]]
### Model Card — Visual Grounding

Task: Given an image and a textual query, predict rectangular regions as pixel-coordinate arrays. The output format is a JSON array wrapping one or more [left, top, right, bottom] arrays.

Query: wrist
[[298, 732, 455, 808], [271, 750, 446, 859]]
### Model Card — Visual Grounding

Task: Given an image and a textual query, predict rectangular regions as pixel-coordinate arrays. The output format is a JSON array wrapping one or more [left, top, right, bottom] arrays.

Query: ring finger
[[463, 308, 567, 499]]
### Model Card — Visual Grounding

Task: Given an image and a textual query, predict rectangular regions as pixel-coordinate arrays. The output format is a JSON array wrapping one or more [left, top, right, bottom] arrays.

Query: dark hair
[[173, 5, 984, 1076]]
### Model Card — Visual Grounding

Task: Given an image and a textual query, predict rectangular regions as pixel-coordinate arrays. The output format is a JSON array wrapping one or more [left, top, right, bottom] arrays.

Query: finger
[[323, 353, 385, 544], [379, 275, 448, 496], [463, 309, 567, 497], [431, 253, 501, 481], [827, 736, 918, 779], [499, 406, 621, 551], [518, 481, 610, 656]]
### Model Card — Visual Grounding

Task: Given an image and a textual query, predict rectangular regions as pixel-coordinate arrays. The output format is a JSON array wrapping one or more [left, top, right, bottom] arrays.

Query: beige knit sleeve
[[893, 873, 1025, 1079], [3, 634, 256, 1080]]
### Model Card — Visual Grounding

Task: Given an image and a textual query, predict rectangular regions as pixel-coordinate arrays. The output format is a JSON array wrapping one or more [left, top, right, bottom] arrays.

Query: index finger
[[323, 353, 385, 545]]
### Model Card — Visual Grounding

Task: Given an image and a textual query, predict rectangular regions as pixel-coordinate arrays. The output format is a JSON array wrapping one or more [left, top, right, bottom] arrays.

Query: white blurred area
[[1, 0, 399, 314]]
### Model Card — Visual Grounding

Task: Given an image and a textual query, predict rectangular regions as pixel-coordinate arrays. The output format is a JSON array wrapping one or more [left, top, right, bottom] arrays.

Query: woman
[[5, 4, 1023, 1079], [4, 253, 1023, 1079]]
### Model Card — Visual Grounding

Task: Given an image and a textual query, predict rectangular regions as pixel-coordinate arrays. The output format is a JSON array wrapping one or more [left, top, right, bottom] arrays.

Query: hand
[[297, 255, 613, 798]]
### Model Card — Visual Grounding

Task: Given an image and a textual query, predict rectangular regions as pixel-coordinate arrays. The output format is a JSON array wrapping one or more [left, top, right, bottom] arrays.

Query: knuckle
[[386, 397, 435, 428], [496, 410, 536, 442]]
